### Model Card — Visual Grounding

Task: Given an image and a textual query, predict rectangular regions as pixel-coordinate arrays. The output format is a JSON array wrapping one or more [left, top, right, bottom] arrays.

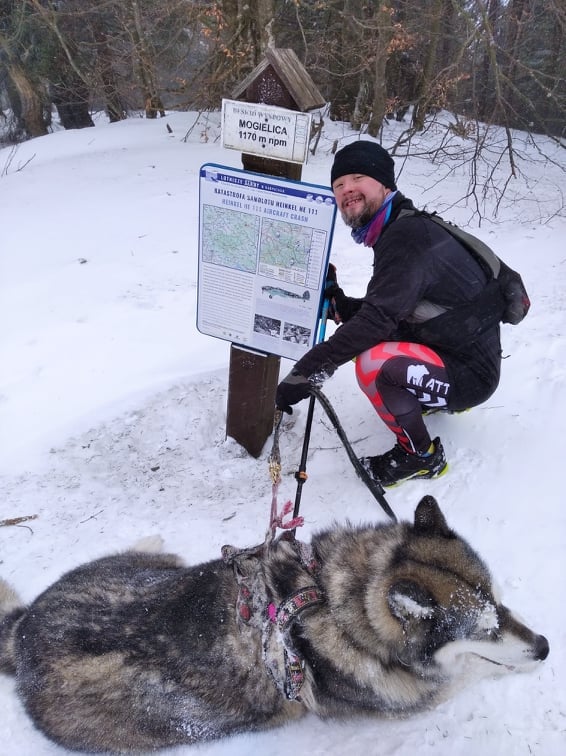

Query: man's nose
[[339, 179, 356, 194]]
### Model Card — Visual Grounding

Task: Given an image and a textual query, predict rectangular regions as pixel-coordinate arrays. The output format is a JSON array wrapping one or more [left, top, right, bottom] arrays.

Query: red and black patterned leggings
[[355, 342, 451, 454]]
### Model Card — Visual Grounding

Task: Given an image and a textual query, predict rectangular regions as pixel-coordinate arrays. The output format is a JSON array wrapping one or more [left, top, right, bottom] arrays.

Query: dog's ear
[[388, 580, 435, 622], [413, 496, 452, 537]]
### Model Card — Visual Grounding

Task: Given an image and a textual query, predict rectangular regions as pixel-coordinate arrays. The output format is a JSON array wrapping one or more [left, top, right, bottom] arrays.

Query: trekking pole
[[284, 296, 397, 524], [292, 298, 330, 520], [309, 386, 397, 522]]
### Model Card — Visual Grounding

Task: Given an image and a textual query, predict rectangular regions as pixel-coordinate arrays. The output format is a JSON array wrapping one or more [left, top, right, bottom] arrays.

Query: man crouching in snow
[[276, 140, 502, 487]]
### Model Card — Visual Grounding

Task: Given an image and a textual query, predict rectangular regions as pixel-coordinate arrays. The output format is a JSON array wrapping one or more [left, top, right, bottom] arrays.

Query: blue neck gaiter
[[351, 191, 397, 246]]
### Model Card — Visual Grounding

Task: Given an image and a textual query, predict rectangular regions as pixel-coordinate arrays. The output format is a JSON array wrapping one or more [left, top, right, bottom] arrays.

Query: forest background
[[1, 1, 564, 199]]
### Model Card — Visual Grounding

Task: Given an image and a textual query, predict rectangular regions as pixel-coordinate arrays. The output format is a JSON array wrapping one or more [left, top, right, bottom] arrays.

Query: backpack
[[398, 209, 531, 325]]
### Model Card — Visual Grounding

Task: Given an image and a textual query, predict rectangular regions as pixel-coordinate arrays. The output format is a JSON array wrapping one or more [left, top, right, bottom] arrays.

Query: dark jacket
[[294, 193, 501, 410]]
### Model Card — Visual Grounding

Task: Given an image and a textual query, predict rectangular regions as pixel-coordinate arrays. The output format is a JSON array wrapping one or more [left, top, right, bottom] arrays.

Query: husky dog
[[0, 496, 548, 753]]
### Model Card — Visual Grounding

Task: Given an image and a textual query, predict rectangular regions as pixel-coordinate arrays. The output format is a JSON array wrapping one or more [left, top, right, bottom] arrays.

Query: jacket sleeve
[[295, 219, 432, 378], [327, 286, 363, 323]]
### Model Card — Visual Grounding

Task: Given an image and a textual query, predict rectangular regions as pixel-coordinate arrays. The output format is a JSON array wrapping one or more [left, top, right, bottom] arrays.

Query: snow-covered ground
[[1, 110, 565, 755]]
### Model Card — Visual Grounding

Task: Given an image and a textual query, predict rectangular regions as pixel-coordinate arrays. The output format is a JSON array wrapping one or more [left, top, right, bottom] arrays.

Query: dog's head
[[377, 496, 549, 678]]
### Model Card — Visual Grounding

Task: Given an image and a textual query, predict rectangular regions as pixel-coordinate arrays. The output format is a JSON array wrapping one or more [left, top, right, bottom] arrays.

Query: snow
[[1, 110, 565, 755]]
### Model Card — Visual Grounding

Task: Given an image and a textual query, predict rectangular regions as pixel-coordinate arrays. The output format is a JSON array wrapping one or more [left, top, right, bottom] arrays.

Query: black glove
[[326, 268, 360, 324], [324, 263, 341, 322], [276, 370, 312, 414], [326, 262, 337, 286]]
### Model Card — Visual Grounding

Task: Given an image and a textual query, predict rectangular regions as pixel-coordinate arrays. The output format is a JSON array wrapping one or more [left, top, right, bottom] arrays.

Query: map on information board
[[201, 205, 260, 273], [197, 164, 337, 361]]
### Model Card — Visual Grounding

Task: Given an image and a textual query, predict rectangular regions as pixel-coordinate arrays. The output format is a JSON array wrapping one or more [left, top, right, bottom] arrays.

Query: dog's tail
[[0, 578, 25, 675]]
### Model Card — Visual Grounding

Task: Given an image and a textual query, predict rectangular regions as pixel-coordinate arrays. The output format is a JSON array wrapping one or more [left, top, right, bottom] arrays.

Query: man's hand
[[275, 370, 312, 414], [326, 289, 343, 324], [325, 263, 343, 323], [324, 264, 356, 324], [326, 262, 337, 286]]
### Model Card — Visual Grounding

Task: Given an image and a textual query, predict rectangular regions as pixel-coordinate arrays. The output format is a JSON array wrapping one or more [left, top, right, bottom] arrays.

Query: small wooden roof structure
[[232, 48, 325, 113]]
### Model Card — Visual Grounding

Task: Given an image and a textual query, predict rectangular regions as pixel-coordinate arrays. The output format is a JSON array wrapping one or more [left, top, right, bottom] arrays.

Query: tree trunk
[[476, 0, 501, 121], [50, 78, 95, 130], [219, 0, 275, 74], [328, 0, 367, 123], [248, 0, 276, 62], [5, 61, 49, 138], [367, 2, 394, 136], [127, 0, 166, 117], [351, 71, 370, 131], [412, 0, 443, 131], [91, 17, 127, 123]]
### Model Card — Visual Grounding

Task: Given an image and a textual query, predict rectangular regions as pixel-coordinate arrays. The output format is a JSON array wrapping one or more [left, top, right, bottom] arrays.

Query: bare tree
[[25, 0, 94, 129], [196, 0, 276, 106], [367, 2, 396, 136], [2, 0, 563, 156], [120, 0, 165, 118], [411, 0, 443, 130], [0, 2, 49, 139]]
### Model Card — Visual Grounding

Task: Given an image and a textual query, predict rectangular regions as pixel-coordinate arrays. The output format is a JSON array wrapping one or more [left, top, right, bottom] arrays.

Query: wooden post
[[226, 346, 281, 458], [226, 49, 325, 457]]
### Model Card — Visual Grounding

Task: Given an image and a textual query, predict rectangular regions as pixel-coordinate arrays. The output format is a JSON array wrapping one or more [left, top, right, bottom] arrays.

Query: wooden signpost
[[225, 49, 325, 458]]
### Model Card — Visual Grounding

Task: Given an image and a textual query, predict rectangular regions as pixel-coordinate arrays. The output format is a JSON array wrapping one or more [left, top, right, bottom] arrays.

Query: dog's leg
[[0, 579, 22, 614], [129, 535, 165, 554], [125, 537, 186, 568], [0, 578, 25, 675]]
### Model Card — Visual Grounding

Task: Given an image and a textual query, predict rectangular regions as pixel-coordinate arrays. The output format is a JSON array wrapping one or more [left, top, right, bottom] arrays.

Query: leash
[[267, 297, 330, 535], [267, 410, 304, 540]]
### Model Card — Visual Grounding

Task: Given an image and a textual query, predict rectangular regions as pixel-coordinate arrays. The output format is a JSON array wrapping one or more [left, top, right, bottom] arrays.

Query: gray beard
[[341, 203, 376, 229]]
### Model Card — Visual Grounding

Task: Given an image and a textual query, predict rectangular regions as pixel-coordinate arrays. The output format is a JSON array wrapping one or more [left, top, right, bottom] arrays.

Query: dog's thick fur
[[0, 496, 549, 753]]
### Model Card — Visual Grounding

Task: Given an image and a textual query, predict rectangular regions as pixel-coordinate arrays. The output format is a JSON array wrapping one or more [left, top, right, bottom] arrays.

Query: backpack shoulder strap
[[395, 208, 529, 325], [395, 208, 501, 279]]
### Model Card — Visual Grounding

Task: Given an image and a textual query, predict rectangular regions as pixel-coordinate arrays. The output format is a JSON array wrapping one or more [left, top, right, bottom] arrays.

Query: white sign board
[[197, 163, 337, 361], [221, 99, 312, 164]]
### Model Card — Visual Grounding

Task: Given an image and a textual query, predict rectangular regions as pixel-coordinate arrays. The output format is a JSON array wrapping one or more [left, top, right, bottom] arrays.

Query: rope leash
[[267, 409, 283, 529], [267, 410, 304, 539]]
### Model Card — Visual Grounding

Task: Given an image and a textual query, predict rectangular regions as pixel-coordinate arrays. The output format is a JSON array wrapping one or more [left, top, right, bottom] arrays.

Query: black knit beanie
[[331, 140, 397, 190]]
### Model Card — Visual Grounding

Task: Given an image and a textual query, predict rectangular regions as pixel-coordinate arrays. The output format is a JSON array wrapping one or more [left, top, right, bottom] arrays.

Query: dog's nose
[[534, 634, 550, 660]]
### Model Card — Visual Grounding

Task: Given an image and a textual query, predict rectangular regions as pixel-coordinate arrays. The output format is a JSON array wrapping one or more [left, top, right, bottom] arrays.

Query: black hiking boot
[[360, 437, 448, 488]]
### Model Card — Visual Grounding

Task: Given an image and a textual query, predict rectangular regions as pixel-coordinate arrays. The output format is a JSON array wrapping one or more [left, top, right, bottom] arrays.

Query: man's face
[[332, 174, 391, 229]]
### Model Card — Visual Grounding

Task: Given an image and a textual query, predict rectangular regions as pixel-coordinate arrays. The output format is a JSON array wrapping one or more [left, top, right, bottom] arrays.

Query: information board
[[221, 99, 312, 164], [197, 164, 337, 361]]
